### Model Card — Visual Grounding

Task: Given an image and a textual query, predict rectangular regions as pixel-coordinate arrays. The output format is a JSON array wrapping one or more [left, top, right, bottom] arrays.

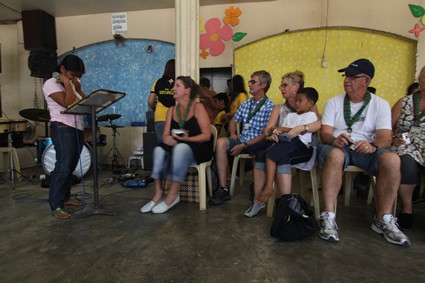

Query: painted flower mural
[[409, 23, 425, 38], [408, 4, 425, 38], [223, 6, 242, 26], [200, 6, 247, 59], [200, 18, 233, 56]]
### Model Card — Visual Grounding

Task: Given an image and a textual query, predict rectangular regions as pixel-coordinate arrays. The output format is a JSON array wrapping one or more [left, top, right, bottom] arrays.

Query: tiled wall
[[60, 39, 175, 126]]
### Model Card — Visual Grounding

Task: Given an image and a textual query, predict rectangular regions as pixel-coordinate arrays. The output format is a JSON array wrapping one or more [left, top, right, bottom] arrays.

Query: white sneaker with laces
[[371, 215, 411, 246], [319, 213, 339, 242]]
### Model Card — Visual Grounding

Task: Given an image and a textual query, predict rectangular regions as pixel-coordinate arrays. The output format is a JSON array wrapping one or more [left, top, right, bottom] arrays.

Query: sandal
[[52, 208, 71, 219], [65, 198, 84, 207]]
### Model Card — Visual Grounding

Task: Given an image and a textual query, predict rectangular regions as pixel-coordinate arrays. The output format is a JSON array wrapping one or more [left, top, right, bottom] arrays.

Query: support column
[[175, 0, 199, 82]]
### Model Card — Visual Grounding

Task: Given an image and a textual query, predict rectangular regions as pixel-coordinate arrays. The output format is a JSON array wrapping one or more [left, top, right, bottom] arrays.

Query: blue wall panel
[[60, 39, 175, 126]]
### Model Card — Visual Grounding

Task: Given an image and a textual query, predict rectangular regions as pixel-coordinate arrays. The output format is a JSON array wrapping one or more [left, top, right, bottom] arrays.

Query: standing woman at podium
[[43, 54, 86, 219]]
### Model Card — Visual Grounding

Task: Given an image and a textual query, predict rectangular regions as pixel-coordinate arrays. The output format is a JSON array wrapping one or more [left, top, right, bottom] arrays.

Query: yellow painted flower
[[223, 6, 242, 27], [200, 16, 205, 33]]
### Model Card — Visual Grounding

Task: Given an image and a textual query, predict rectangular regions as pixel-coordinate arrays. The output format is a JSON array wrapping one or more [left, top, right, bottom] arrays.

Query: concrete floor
[[1, 166, 425, 283]]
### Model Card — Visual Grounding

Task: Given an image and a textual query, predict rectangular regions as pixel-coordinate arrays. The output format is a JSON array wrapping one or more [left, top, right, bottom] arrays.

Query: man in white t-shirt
[[317, 58, 410, 246]]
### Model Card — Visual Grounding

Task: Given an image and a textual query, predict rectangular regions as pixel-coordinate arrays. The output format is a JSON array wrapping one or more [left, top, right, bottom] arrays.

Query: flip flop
[[52, 208, 71, 219]]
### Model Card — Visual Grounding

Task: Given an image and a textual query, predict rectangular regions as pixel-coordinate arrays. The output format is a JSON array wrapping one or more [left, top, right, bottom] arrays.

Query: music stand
[[63, 89, 125, 217]]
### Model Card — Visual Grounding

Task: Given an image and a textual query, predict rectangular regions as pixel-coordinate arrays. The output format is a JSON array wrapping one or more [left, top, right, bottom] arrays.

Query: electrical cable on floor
[[12, 191, 48, 203]]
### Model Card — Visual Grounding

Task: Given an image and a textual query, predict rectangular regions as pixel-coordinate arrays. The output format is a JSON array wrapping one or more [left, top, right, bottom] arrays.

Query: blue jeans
[[155, 121, 165, 144], [151, 143, 196, 184], [49, 122, 84, 211]]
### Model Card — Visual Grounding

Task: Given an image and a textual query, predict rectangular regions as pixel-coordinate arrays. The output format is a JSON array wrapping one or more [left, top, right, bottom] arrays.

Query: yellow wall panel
[[235, 27, 417, 113]]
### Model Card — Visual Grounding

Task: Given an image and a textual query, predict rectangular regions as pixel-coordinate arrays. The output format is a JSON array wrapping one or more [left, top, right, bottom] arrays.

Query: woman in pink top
[[43, 54, 86, 219]]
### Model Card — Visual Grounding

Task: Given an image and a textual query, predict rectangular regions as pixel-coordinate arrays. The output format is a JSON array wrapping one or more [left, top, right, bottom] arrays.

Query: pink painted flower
[[409, 23, 425, 38], [200, 18, 233, 56]]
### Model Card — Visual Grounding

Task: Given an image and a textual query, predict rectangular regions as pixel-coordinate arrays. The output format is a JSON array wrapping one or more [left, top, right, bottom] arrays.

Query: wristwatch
[[304, 124, 309, 132], [371, 142, 379, 151]]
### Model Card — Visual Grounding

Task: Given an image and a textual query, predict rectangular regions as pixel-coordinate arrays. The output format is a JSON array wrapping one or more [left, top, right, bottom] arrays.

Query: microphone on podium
[[52, 72, 60, 80]]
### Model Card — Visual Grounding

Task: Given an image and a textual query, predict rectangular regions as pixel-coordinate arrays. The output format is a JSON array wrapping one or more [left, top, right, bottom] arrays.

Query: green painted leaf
[[232, 32, 247, 42], [409, 4, 425, 18]]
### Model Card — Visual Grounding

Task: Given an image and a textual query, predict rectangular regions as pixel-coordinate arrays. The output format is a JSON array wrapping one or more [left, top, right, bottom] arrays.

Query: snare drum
[[42, 143, 92, 178], [10, 119, 28, 132], [0, 119, 11, 133], [36, 138, 53, 164]]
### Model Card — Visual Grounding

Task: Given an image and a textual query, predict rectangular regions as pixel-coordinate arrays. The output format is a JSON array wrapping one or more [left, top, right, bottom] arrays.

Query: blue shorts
[[255, 162, 291, 174], [317, 144, 390, 176], [225, 137, 249, 154]]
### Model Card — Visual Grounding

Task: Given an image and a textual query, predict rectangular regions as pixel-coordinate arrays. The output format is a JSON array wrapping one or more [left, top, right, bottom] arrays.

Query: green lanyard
[[176, 99, 192, 128], [343, 91, 371, 133], [412, 92, 425, 123], [246, 96, 267, 123]]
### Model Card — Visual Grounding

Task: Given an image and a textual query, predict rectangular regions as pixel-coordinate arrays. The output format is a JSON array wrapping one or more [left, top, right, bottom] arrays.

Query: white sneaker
[[371, 215, 411, 246], [319, 213, 339, 242]]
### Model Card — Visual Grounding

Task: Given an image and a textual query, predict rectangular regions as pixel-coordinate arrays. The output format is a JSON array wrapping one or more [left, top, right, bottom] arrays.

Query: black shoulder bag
[[270, 194, 317, 241]]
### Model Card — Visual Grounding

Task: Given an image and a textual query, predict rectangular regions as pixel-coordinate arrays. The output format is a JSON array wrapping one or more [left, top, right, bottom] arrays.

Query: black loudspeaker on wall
[[28, 50, 57, 78], [22, 10, 57, 51], [22, 10, 57, 78]]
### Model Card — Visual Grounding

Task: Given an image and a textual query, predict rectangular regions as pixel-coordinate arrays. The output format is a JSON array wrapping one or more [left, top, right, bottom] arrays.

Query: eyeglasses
[[279, 83, 294, 90], [248, 79, 259, 84], [342, 74, 369, 80]]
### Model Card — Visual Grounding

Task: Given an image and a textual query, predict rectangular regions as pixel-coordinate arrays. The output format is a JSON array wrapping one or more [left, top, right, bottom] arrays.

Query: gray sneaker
[[319, 214, 339, 242], [371, 215, 411, 246]]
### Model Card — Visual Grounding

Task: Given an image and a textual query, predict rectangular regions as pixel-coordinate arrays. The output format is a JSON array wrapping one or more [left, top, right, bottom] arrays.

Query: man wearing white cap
[[317, 58, 410, 246]]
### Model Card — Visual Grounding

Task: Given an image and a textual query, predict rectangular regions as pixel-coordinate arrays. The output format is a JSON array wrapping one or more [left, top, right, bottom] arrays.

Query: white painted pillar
[[175, 0, 199, 82]]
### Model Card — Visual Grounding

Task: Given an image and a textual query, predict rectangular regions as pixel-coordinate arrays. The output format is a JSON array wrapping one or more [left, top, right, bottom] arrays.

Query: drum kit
[[1, 108, 124, 185], [99, 114, 126, 173], [0, 118, 29, 185]]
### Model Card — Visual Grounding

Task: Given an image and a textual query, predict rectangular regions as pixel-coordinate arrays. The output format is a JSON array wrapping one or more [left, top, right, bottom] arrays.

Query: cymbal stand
[[103, 119, 126, 172], [3, 132, 17, 187]]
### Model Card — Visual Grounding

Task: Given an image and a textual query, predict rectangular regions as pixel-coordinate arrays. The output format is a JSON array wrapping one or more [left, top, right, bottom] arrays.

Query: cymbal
[[19, 108, 50, 122], [105, 125, 124, 128], [97, 114, 121, 121]]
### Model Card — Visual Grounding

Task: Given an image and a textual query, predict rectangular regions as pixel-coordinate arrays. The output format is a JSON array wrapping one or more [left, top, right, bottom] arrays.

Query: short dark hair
[[200, 77, 211, 88], [213, 92, 229, 112], [407, 82, 420, 95], [298, 87, 319, 104], [59, 54, 85, 74]]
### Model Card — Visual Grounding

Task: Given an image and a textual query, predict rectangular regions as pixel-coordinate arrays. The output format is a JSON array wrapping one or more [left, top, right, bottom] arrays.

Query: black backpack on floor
[[270, 194, 317, 241]]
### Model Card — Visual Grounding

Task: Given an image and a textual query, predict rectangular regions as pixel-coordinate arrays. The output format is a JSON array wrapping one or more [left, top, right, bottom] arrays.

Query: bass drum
[[42, 143, 92, 178]]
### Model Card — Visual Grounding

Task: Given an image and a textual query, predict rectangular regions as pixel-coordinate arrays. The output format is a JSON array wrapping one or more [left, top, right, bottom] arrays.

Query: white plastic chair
[[229, 123, 254, 196], [188, 125, 217, 210], [127, 144, 144, 169]]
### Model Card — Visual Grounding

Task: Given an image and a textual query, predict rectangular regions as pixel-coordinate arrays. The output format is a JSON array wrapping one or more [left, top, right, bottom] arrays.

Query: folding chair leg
[[230, 156, 239, 196]]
